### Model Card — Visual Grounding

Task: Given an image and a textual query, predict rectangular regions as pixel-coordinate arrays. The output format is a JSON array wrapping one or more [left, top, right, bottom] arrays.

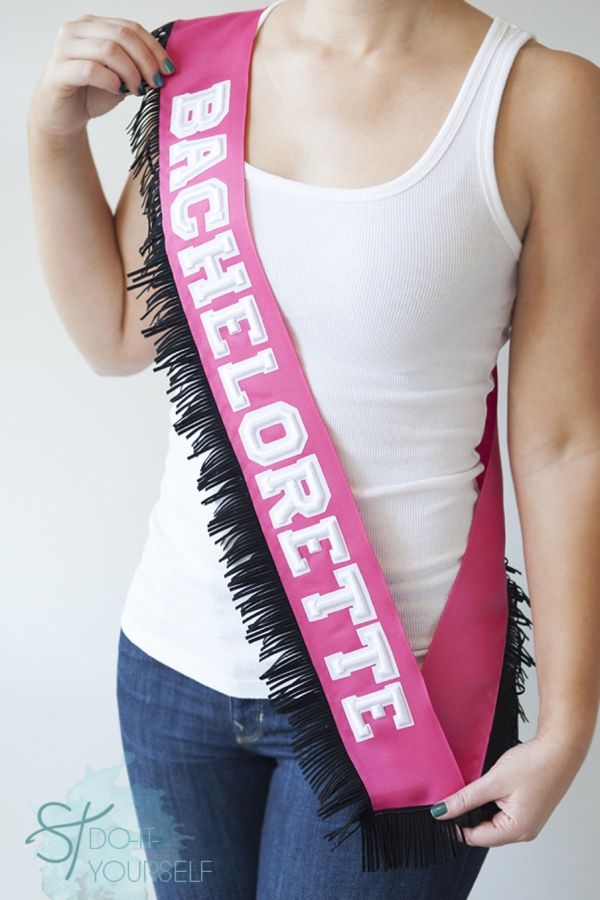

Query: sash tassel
[[125, 21, 535, 872]]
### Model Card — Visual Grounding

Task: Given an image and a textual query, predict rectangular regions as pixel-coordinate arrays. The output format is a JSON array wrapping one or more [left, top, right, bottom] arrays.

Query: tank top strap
[[373, 15, 538, 213], [472, 17, 537, 258], [451, 16, 536, 151]]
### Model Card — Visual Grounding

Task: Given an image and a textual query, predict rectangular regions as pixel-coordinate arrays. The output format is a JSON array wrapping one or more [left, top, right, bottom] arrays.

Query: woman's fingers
[[461, 807, 530, 848], [425, 737, 585, 851], [53, 57, 126, 96], [98, 16, 176, 76], [59, 16, 175, 96], [429, 767, 501, 822], [60, 36, 144, 96], [30, 13, 177, 137]]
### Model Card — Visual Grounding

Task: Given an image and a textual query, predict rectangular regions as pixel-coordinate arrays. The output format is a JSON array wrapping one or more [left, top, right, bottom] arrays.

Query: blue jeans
[[116, 628, 489, 899]]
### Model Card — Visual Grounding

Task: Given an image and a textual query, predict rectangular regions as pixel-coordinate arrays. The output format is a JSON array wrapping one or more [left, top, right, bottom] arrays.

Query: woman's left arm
[[430, 47, 600, 846]]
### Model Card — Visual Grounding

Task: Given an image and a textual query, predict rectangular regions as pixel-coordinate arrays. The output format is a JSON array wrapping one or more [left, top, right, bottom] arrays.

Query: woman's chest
[[244, 25, 532, 246], [244, 180, 518, 374]]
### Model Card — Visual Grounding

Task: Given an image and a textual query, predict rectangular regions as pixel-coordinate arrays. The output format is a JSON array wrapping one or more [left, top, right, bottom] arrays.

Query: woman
[[27, 1, 600, 898]]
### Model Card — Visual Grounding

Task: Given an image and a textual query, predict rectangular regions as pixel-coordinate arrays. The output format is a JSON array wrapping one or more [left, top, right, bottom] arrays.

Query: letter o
[[239, 401, 308, 465]]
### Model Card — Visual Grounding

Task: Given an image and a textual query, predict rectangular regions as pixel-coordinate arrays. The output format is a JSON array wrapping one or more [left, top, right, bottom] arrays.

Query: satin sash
[[155, 6, 508, 807], [125, 4, 534, 870]]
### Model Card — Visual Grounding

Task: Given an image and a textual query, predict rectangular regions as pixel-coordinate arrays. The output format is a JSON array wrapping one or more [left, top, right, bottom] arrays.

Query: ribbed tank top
[[119, 2, 535, 698]]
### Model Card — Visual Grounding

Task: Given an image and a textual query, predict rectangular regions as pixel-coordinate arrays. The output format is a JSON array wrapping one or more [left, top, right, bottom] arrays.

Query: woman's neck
[[283, 0, 464, 60]]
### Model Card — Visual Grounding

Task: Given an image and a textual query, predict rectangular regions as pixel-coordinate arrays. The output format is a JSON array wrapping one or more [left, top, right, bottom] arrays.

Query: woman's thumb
[[429, 769, 498, 820]]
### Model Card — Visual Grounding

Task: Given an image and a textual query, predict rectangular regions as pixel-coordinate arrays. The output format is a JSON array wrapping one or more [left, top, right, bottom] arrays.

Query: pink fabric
[[156, 6, 508, 809]]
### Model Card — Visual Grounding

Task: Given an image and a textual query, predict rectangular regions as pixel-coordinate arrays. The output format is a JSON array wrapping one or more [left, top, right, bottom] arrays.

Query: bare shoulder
[[494, 35, 599, 244], [509, 39, 600, 189], [514, 37, 600, 103]]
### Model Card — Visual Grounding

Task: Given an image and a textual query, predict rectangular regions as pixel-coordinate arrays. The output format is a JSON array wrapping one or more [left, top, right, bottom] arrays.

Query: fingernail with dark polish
[[164, 57, 176, 73], [137, 82, 147, 96], [430, 802, 448, 818], [153, 71, 164, 87], [119, 81, 130, 94]]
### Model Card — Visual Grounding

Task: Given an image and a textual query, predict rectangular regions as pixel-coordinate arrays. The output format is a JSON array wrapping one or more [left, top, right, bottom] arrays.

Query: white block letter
[[255, 453, 331, 527], [301, 563, 375, 625], [169, 137, 227, 191], [324, 622, 399, 683], [342, 682, 414, 742], [201, 295, 268, 358], [171, 178, 229, 239], [239, 401, 307, 465], [178, 229, 250, 308], [219, 349, 278, 411], [278, 515, 350, 576], [171, 81, 231, 138]]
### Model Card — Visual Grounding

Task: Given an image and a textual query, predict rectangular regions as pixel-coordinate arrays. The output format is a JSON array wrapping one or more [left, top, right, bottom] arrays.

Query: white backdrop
[[3, 1, 598, 898]]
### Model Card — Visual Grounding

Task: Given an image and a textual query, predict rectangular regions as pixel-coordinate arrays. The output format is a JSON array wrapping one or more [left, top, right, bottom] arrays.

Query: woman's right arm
[[26, 14, 176, 376]]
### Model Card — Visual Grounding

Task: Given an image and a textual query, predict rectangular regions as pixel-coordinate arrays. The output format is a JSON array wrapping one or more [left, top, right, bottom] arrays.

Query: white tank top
[[119, 3, 535, 698]]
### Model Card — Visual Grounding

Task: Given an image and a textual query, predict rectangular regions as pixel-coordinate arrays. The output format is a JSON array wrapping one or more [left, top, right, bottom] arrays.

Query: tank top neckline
[[244, 2, 509, 201]]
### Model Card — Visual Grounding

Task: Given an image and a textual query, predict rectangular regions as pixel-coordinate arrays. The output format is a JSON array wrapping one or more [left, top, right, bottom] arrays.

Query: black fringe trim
[[125, 22, 536, 872]]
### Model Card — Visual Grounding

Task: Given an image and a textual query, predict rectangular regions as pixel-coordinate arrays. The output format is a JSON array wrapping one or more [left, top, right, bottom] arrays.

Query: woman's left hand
[[429, 731, 592, 847]]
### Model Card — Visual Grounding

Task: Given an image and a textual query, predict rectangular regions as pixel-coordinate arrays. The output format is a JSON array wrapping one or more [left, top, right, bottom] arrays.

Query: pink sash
[[126, 6, 534, 871]]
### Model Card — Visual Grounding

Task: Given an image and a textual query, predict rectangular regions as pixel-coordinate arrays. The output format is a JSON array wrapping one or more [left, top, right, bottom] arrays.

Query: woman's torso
[[119, 1, 537, 697]]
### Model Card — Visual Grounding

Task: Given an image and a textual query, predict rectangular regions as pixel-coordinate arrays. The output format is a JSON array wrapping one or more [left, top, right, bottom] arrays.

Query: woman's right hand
[[28, 14, 176, 142]]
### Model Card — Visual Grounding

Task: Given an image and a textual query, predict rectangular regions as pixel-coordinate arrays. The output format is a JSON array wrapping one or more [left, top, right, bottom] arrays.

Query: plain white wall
[[3, 2, 598, 897]]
